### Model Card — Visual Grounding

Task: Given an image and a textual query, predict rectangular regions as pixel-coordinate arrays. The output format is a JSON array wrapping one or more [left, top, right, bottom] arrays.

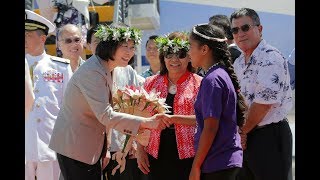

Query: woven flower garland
[[155, 34, 190, 53], [94, 24, 142, 44]]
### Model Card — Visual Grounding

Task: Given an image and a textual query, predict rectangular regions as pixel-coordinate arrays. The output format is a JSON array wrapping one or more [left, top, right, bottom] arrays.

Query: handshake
[[140, 114, 187, 131]]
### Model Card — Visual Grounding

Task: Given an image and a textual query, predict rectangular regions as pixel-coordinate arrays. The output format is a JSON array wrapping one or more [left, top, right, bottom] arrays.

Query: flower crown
[[155, 35, 190, 54], [94, 25, 142, 44]]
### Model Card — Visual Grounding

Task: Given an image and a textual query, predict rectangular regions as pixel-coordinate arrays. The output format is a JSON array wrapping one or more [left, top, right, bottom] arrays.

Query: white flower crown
[[94, 25, 142, 44], [155, 34, 190, 53]]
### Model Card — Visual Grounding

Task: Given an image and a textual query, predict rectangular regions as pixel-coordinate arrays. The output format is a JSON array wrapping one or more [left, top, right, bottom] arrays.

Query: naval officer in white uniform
[[25, 9, 73, 180]]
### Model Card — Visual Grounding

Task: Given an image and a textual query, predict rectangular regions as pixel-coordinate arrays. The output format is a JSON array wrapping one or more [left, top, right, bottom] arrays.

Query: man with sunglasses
[[25, 9, 73, 180], [231, 8, 293, 180], [58, 24, 86, 72]]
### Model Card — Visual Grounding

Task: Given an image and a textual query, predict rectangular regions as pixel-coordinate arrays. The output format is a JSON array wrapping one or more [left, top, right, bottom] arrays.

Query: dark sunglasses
[[231, 24, 258, 34], [62, 37, 82, 44], [165, 51, 187, 59]]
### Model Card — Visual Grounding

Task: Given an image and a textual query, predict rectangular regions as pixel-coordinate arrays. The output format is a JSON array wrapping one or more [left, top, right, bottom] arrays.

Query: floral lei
[[94, 24, 142, 44], [155, 34, 190, 53]]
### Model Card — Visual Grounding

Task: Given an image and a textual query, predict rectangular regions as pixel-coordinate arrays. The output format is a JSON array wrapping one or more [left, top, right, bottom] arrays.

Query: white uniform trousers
[[25, 160, 60, 180]]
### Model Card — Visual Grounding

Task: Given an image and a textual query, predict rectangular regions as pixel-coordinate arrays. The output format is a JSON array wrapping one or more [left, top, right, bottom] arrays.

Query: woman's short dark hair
[[159, 32, 196, 75], [95, 22, 136, 64]]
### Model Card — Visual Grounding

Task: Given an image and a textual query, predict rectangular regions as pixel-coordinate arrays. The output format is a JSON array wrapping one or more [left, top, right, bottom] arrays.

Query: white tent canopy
[[163, 0, 295, 16]]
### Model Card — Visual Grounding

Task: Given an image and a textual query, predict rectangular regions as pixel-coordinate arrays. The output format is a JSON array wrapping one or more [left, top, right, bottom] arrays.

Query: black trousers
[[57, 153, 102, 180], [201, 167, 240, 180], [237, 119, 293, 180], [57, 135, 107, 180]]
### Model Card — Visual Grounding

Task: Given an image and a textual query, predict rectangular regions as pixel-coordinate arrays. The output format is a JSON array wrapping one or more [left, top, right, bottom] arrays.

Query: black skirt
[[148, 128, 194, 180]]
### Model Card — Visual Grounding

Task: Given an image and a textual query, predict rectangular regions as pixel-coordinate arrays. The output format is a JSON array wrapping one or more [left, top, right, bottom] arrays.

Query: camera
[[54, 2, 69, 27]]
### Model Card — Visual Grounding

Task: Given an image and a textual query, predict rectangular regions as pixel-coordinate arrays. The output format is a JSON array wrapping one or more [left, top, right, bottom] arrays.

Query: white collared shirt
[[234, 39, 293, 126]]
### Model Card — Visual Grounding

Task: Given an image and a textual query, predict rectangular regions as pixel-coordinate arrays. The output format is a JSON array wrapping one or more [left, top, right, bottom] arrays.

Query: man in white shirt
[[231, 8, 293, 180]]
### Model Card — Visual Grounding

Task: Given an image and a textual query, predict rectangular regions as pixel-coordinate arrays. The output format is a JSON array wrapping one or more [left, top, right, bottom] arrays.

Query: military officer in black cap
[[25, 9, 73, 180]]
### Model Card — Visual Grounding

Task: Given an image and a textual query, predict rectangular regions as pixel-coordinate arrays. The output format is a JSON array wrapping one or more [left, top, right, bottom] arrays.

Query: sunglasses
[[165, 51, 187, 59], [231, 24, 258, 34], [61, 37, 82, 44]]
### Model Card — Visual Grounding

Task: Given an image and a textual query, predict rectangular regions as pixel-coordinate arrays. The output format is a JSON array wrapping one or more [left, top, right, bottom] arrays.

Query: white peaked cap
[[25, 9, 55, 35]]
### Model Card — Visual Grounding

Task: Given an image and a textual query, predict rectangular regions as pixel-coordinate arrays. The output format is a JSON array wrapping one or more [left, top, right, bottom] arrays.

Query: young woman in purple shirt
[[157, 23, 247, 180], [188, 23, 247, 180]]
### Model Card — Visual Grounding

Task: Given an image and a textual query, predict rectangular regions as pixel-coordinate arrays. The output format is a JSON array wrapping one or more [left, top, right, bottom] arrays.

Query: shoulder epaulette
[[50, 56, 70, 64]]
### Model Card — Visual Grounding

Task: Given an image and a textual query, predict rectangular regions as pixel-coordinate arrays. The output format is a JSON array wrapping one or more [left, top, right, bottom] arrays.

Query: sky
[[140, 1, 295, 65]]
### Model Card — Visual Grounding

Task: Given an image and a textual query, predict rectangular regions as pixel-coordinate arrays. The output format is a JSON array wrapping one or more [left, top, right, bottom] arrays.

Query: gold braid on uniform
[[25, 20, 49, 35]]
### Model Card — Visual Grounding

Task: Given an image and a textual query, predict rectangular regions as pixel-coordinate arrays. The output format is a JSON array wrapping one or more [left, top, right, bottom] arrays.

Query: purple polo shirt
[[194, 65, 242, 173]]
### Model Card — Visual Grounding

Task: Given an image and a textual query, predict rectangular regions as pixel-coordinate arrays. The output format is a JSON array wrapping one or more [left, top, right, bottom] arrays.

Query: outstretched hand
[[155, 114, 173, 128], [140, 114, 167, 130]]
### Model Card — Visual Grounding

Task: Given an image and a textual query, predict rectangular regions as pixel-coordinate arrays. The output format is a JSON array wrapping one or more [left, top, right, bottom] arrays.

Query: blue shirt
[[194, 65, 242, 173]]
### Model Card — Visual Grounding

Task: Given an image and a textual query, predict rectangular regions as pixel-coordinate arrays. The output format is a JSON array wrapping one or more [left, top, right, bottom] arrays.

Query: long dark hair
[[190, 24, 247, 127]]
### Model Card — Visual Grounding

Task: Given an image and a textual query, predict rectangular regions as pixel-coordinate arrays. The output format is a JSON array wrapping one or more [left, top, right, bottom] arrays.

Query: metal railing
[[113, 0, 129, 24]]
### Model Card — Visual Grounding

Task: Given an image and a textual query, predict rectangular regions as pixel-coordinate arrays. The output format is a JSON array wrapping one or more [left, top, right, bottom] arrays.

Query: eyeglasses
[[231, 24, 258, 34], [61, 37, 82, 44], [165, 51, 187, 59]]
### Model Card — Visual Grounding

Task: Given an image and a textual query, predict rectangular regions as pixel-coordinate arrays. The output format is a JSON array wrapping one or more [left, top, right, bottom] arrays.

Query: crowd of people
[[25, 5, 294, 180]]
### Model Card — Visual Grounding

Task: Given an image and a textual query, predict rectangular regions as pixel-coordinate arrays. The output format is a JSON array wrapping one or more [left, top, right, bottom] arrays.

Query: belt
[[254, 118, 288, 130]]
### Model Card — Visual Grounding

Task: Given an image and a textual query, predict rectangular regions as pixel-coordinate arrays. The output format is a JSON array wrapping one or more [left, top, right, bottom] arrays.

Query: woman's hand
[[155, 113, 173, 127], [136, 144, 150, 174], [140, 114, 167, 130]]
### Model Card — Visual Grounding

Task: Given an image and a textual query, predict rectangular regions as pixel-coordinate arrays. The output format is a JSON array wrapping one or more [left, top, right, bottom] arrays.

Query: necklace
[[204, 62, 220, 75], [167, 78, 177, 94]]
